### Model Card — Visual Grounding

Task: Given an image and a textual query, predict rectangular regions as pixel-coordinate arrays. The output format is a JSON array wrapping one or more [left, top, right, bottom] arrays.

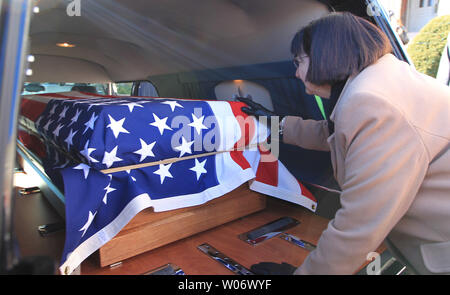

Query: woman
[[240, 12, 450, 275]]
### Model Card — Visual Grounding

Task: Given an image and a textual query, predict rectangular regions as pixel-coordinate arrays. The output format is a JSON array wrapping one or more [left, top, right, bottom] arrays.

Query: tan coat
[[282, 54, 450, 274]]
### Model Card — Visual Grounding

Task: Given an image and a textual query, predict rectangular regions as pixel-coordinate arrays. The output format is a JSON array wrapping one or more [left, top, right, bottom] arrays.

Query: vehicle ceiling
[[27, 0, 362, 83]]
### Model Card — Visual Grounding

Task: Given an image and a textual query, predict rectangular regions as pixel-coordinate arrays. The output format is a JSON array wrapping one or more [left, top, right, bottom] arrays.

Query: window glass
[[113, 82, 133, 96], [21, 82, 108, 95], [112, 81, 159, 97]]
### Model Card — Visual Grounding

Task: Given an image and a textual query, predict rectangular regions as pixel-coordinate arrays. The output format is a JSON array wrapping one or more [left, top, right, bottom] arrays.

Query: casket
[[18, 91, 317, 274]]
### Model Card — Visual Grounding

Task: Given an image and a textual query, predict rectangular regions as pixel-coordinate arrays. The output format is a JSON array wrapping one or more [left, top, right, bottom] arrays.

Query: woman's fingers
[[236, 97, 259, 108]]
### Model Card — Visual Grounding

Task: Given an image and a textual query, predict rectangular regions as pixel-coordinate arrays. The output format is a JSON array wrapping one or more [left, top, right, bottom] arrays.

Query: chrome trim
[[143, 263, 185, 275], [18, 186, 41, 195], [197, 243, 253, 275], [279, 233, 316, 251], [239, 217, 300, 245]]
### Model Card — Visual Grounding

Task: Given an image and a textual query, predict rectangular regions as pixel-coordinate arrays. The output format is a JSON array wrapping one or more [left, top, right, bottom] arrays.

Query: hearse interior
[[0, 0, 412, 275]]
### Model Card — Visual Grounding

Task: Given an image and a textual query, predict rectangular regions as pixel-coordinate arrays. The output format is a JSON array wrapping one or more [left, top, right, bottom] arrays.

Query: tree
[[407, 15, 450, 78]]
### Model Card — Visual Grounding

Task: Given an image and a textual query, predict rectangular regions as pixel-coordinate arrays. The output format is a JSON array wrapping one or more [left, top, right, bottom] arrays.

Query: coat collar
[[329, 75, 355, 122], [328, 53, 395, 122]]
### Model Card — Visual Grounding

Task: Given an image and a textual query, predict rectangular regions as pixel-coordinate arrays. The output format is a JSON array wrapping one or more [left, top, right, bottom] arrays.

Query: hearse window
[[113, 82, 133, 96], [113, 81, 159, 97], [214, 80, 274, 112], [21, 82, 108, 95]]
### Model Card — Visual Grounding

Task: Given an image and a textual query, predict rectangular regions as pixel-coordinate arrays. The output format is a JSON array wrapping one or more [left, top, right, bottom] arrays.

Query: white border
[[249, 180, 317, 212]]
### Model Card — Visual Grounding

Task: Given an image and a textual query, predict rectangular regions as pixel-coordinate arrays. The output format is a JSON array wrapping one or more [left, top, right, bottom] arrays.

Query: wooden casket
[[18, 92, 316, 274]]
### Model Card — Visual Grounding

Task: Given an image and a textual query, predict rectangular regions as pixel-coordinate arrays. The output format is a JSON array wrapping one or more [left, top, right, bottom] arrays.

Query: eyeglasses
[[293, 55, 308, 68]]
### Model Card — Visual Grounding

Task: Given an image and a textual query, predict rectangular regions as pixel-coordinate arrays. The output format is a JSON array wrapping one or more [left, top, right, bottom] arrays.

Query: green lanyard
[[314, 95, 326, 120]]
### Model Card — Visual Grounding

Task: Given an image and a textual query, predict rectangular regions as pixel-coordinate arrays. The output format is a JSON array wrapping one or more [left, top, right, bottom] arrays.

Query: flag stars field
[[102, 182, 117, 205], [102, 146, 122, 168], [190, 158, 207, 180], [68, 109, 82, 127], [121, 102, 144, 113], [107, 115, 130, 139], [52, 123, 64, 137], [188, 113, 208, 135], [174, 136, 194, 157], [43, 119, 54, 132], [150, 113, 172, 135], [83, 112, 98, 134], [79, 211, 97, 238], [153, 163, 173, 184], [64, 129, 78, 149], [58, 105, 69, 121], [80, 140, 99, 163], [161, 100, 183, 112], [74, 163, 91, 179], [133, 138, 156, 162]]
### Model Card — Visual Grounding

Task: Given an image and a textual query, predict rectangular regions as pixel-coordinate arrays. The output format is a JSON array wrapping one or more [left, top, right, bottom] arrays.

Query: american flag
[[25, 92, 317, 275]]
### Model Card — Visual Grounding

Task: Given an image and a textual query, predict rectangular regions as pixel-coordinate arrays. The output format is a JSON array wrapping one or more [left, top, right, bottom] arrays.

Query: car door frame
[[0, 0, 33, 273]]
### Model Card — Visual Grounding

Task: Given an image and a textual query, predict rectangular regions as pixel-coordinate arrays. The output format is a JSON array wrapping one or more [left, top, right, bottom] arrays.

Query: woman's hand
[[236, 97, 284, 138], [236, 97, 276, 118]]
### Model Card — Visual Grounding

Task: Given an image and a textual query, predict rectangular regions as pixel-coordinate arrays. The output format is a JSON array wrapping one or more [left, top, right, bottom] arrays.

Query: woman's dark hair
[[291, 12, 393, 85]]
